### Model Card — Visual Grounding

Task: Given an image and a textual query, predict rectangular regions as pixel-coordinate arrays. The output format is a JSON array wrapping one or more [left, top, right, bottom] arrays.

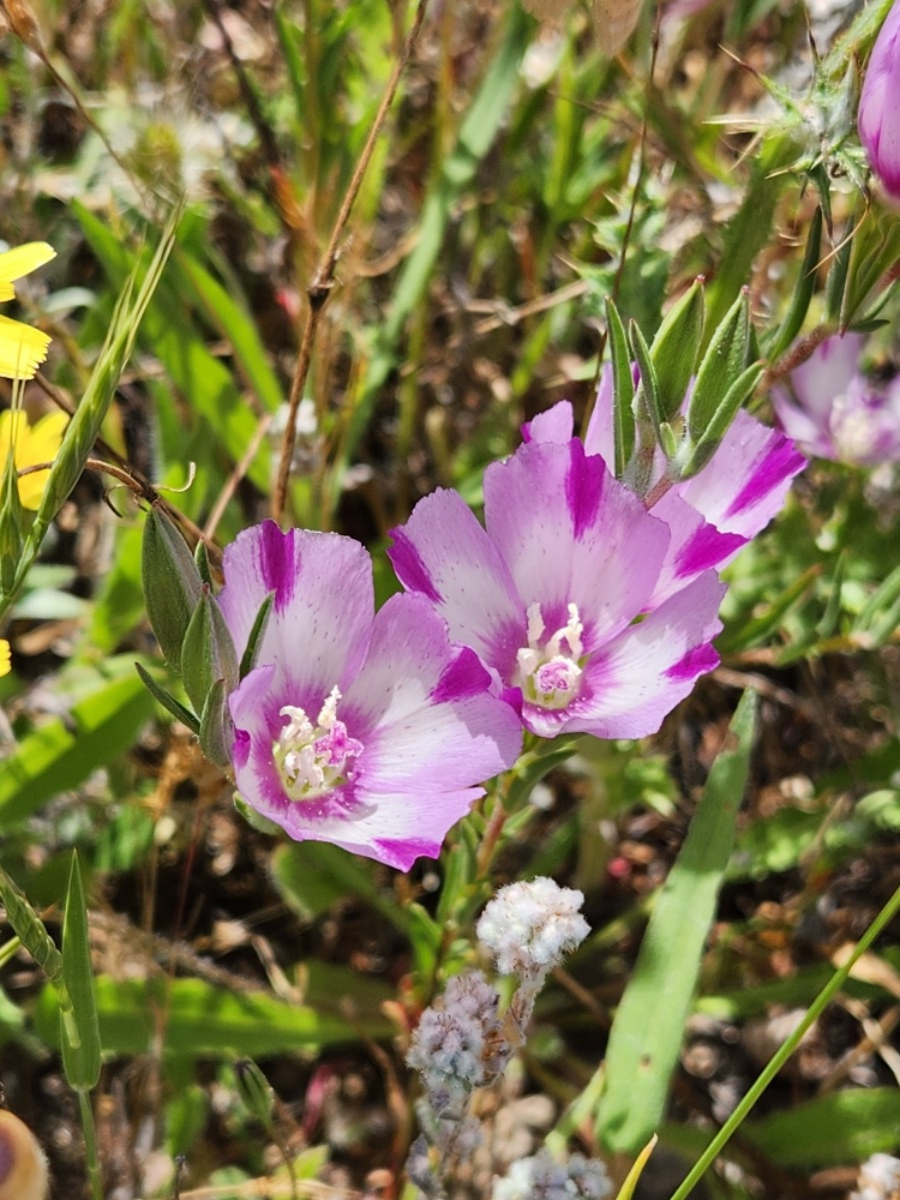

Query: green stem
[[669, 878, 900, 1200], [77, 1088, 103, 1200]]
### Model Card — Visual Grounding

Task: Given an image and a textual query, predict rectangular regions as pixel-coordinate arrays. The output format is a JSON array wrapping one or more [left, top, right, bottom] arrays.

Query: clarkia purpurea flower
[[0, 243, 55, 380], [532, 366, 805, 600], [389, 435, 726, 741], [217, 521, 522, 869], [0, 410, 68, 509], [772, 333, 900, 466], [859, 1, 900, 204]]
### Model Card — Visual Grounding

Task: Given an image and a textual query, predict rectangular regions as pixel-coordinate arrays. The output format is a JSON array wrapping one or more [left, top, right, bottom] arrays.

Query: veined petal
[[0, 314, 52, 380], [483, 439, 669, 645], [675, 410, 806, 540], [388, 488, 525, 677], [648, 491, 745, 605], [522, 399, 575, 444], [0, 243, 56, 301], [347, 592, 522, 788], [526, 571, 725, 740], [218, 521, 374, 695]]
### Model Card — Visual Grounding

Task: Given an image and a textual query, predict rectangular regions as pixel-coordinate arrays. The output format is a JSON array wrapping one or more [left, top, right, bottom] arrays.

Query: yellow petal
[[0, 638, 10, 678], [0, 313, 52, 379], [0, 242, 56, 290]]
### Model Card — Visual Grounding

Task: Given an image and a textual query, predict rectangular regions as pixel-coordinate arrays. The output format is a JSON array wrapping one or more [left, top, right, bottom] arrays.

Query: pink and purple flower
[[772, 333, 900, 466], [217, 521, 522, 869], [859, 1, 900, 205], [389, 437, 726, 741], [523, 367, 805, 603]]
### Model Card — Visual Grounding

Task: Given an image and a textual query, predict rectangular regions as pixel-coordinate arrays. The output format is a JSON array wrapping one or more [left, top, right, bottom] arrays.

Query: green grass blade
[[597, 690, 757, 1154], [0, 661, 156, 825], [61, 852, 101, 1091]]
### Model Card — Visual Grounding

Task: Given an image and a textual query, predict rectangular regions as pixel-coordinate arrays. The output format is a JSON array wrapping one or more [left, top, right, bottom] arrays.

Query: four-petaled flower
[[772, 333, 900, 466], [0, 243, 55, 380], [217, 521, 522, 869], [389, 434, 726, 741]]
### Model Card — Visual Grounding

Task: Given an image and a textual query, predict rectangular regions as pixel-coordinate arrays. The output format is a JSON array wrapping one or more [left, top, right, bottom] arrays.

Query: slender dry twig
[[272, 0, 431, 524]]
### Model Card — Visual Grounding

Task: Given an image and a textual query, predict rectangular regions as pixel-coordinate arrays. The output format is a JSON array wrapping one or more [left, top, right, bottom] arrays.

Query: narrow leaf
[[61, 852, 101, 1090], [597, 691, 757, 1154]]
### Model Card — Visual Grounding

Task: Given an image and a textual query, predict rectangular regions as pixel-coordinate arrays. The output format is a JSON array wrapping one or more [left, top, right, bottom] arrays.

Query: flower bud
[[859, 2, 900, 204], [141, 505, 203, 673], [0, 1110, 49, 1200]]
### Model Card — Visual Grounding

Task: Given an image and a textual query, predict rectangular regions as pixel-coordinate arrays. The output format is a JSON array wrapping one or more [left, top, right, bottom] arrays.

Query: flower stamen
[[515, 602, 585, 710], [272, 686, 363, 802]]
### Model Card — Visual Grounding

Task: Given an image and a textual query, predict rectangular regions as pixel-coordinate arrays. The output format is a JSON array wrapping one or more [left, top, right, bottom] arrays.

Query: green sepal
[[181, 588, 239, 715], [681, 361, 764, 477], [233, 791, 282, 836], [194, 538, 214, 588], [239, 591, 274, 681], [767, 207, 823, 362], [629, 319, 664, 444], [687, 288, 752, 444], [605, 299, 635, 479], [199, 676, 233, 770], [840, 203, 900, 328], [649, 277, 705, 421], [142, 505, 203, 673], [134, 662, 201, 734], [61, 851, 101, 1091]]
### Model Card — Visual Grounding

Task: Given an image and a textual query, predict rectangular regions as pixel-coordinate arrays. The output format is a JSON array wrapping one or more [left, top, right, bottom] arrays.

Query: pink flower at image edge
[[859, 1, 900, 203], [217, 521, 522, 870]]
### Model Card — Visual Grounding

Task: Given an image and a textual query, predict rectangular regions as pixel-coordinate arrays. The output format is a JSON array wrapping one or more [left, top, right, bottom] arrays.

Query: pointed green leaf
[[605, 300, 635, 479], [687, 289, 752, 444], [597, 691, 757, 1154], [649, 278, 705, 421], [61, 852, 101, 1090], [767, 207, 823, 362], [181, 588, 238, 714]]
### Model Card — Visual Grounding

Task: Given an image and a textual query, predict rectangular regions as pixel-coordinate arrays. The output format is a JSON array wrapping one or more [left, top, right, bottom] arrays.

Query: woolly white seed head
[[492, 1149, 611, 1200], [476, 877, 590, 981]]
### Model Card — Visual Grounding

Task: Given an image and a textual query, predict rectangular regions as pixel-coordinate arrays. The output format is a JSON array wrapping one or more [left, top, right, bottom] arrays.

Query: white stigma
[[515, 602, 585, 710], [272, 686, 363, 802]]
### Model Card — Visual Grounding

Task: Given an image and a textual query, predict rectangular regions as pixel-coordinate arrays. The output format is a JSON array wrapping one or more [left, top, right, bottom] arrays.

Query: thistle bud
[[859, 3, 900, 204], [0, 1110, 49, 1200]]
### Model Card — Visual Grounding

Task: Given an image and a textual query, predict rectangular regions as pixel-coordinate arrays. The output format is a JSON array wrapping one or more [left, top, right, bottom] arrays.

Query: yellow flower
[[0, 638, 9, 678], [0, 409, 68, 509], [0, 242, 55, 379]]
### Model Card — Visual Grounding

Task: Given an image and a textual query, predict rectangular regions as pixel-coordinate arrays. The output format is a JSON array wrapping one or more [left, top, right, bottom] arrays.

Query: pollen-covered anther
[[273, 686, 363, 802], [516, 602, 585, 709]]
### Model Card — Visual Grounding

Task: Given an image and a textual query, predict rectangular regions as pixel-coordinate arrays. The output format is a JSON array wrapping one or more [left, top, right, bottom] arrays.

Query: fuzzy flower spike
[[389, 436, 725, 740], [217, 522, 522, 870]]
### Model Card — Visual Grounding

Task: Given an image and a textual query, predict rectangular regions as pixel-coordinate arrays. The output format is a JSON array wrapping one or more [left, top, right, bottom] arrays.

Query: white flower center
[[272, 686, 363, 802], [515, 602, 585, 710]]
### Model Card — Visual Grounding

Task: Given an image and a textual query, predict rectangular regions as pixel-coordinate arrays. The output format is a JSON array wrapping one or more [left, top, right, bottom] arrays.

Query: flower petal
[[483, 438, 669, 645], [675, 409, 806, 540], [388, 489, 525, 677], [0, 242, 56, 300], [0, 314, 52, 380], [523, 571, 725, 740], [218, 521, 374, 695]]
